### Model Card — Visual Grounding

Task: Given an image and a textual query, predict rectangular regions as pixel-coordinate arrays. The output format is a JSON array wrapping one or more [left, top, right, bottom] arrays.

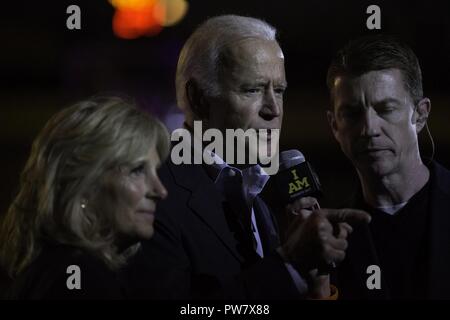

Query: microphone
[[266, 150, 337, 272], [267, 149, 322, 205]]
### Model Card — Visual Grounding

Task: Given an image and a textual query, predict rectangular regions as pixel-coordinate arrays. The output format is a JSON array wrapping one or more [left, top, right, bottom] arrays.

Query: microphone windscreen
[[279, 150, 305, 171]]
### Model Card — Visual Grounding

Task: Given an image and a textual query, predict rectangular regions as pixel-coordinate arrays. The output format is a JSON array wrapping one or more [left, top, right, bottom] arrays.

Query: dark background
[[1, 0, 449, 213]]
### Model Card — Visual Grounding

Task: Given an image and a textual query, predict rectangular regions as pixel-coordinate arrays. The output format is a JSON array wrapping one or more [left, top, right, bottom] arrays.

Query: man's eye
[[244, 88, 261, 94], [274, 87, 286, 96], [378, 108, 395, 115]]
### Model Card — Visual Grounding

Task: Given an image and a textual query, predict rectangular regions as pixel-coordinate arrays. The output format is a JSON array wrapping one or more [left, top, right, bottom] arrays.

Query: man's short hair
[[176, 15, 277, 118], [326, 35, 424, 106]]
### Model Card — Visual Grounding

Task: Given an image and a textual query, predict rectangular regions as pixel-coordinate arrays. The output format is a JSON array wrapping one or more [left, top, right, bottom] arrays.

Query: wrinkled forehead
[[222, 38, 284, 65], [219, 38, 286, 84], [333, 69, 412, 107]]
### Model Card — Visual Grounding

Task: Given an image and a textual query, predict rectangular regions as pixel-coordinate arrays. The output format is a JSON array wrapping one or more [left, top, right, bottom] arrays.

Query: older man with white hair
[[122, 15, 370, 300]]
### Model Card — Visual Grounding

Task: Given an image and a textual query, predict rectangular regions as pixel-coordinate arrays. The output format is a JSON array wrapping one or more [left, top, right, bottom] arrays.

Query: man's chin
[[357, 158, 394, 177]]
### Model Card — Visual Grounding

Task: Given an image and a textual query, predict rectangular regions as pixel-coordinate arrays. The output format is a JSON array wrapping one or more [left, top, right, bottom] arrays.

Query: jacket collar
[[425, 161, 450, 298], [167, 161, 246, 263]]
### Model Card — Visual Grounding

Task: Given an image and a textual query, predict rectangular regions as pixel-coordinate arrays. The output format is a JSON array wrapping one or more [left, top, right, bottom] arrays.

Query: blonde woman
[[0, 96, 169, 299]]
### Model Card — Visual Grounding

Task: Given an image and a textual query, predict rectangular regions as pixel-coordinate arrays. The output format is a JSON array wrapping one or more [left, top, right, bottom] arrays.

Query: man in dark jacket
[[327, 35, 450, 299], [122, 15, 370, 300]]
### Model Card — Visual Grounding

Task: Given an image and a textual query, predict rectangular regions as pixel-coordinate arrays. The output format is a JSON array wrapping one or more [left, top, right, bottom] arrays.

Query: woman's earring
[[81, 199, 88, 209]]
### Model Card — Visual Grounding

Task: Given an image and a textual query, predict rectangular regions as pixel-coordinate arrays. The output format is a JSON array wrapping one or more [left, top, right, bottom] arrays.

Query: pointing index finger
[[322, 208, 371, 225]]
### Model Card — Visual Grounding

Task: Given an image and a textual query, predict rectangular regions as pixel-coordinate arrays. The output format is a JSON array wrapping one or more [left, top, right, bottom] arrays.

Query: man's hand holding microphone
[[267, 150, 371, 299]]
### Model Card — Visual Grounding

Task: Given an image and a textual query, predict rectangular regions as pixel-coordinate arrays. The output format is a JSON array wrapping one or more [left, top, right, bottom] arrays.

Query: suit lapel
[[253, 196, 280, 254], [340, 192, 390, 299], [426, 162, 450, 298], [340, 223, 390, 299], [168, 162, 244, 263]]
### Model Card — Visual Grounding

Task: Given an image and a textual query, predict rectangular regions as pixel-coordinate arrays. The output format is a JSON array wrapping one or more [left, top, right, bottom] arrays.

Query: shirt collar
[[205, 150, 270, 198]]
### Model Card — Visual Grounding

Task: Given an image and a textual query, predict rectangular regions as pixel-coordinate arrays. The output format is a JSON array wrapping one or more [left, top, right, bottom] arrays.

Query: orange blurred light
[[160, 0, 188, 27], [113, 7, 162, 39], [153, 1, 166, 26], [109, 0, 188, 39], [109, 0, 157, 10]]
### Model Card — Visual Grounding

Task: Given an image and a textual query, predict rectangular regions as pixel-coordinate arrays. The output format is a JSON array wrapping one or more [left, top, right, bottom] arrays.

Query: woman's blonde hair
[[0, 96, 170, 278]]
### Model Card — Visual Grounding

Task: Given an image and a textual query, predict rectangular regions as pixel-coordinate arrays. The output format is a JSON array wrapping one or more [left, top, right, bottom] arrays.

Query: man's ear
[[413, 98, 431, 134], [186, 79, 209, 121], [327, 109, 339, 142]]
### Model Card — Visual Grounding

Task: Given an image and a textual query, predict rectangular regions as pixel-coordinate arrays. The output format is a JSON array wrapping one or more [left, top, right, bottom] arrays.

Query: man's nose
[[361, 108, 380, 137], [261, 88, 281, 119]]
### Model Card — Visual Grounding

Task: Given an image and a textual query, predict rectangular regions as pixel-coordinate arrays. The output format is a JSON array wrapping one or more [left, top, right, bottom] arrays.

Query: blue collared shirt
[[204, 152, 308, 295], [206, 152, 268, 258]]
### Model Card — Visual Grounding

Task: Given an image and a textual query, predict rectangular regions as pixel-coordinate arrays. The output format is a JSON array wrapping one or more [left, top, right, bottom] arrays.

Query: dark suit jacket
[[336, 161, 450, 299], [122, 160, 301, 299]]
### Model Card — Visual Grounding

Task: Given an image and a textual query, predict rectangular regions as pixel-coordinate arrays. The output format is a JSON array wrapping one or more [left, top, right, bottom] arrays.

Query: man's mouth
[[358, 148, 391, 156]]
